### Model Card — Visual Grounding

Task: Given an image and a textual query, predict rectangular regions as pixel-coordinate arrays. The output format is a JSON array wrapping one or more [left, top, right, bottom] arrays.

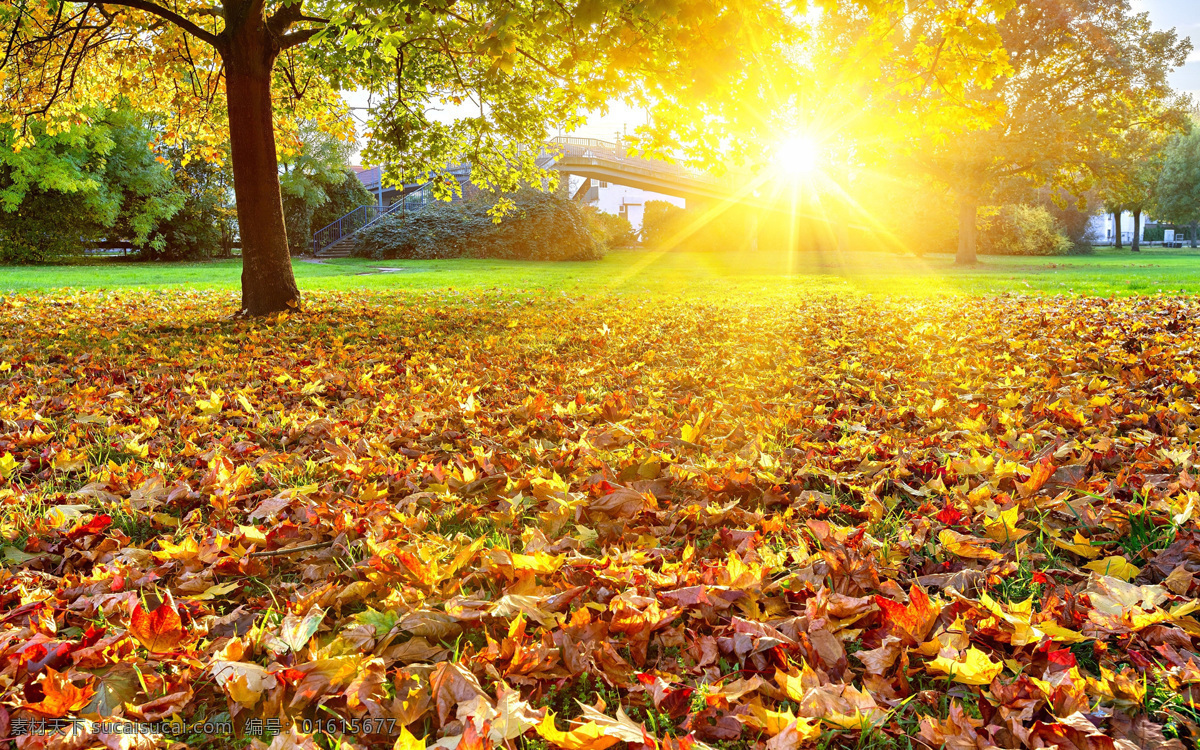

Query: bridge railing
[[545, 136, 735, 189], [314, 142, 740, 253]]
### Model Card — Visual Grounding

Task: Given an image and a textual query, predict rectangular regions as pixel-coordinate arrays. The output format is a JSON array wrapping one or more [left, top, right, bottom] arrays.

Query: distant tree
[[878, 0, 1190, 264], [1156, 126, 1200, 248], [1099, 129, 1175, 252], [279, 121, 358, 255], [145, 145, 237, 260], [0, 107, 182, 263], [311, 171, 375, 237]]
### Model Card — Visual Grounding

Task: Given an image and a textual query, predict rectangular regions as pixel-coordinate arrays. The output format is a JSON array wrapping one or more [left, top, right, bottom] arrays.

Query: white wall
[[1089, 211, 1145, 244], [568, 176, 684, 230]]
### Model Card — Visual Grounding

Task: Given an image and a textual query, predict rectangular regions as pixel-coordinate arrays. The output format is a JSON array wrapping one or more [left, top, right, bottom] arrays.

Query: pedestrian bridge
[[315, 137, 762, 256]]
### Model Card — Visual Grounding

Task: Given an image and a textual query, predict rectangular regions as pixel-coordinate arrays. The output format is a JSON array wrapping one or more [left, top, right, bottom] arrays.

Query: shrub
[[354, 189, 605, 261], [640, 201, 688, 247], [583, 206, 637, 247], [0, 107, 182, 263], [979, 204, 1072, 256]]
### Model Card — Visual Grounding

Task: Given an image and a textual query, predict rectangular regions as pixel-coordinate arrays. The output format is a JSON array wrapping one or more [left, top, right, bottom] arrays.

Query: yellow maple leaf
[[745, 702, 803, 736], [536, 713, 622, 750], [1036, 621, 1089, 644], [937, 529, 1001, 560], [393, 726, 426, 750], [927, 647, 1004, 686], [0, 453, 17, 479], [1052, 531, 1102, 560], [983, 506, 1031, 543], [1086, 556, 1140, 582]]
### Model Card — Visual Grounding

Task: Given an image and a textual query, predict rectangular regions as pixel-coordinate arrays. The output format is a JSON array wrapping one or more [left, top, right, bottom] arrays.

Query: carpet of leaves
[[2, 289, 1200, 750]]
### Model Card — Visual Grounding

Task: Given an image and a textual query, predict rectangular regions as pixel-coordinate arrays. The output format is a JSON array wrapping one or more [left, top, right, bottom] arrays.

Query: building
[[567, 176, 684, 231], [1088, 211, 1145, 245]]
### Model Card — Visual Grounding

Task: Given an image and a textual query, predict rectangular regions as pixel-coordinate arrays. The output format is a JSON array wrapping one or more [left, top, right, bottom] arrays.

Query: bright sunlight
[[775, 132, 824, 178]]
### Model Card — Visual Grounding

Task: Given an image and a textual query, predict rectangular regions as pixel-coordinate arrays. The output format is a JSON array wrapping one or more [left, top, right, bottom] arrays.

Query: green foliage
[[582, 206, 637, 248], [311, 171, 375, 235], [1008, 186, 1101, 254], [853, 176, 959, 256], [0, 107, 182, 263], [979, 204, 1072, 256], [143, 146, 237, 260], [640, 201, 687, 248], [280, 122, 360, 255], [1156, 127, 1200, 227], [355, 189, 605, 261]]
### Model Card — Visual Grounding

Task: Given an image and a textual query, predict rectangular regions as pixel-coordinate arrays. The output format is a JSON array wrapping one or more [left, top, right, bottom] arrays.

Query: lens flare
[[775, 133, 823, 178]]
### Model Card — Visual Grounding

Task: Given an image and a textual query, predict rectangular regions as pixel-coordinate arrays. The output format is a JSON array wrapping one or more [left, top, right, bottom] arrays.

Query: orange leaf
[[22, 668, 95, 717], [130, 592, 186, 653], [1017, 458, 1055, 498], [874, 584, 940, 644]]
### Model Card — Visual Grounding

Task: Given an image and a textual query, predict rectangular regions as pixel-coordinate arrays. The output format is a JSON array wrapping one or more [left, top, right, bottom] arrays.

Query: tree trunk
[[223, 28, 300, 315], [1113, 211, 1122, 249], [955, 194, 978, 265], [1190, 222, 1198, 249], [1131, 209, 1141, 252]]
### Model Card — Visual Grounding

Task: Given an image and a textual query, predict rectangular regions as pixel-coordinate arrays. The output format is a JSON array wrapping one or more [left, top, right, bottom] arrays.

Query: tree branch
[[278, 26, 322, 49], [99, 0, 220, 46]]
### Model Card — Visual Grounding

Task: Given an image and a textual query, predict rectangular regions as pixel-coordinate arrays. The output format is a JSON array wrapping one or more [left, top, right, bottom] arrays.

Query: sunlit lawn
[[2, 247, 1200, 297]]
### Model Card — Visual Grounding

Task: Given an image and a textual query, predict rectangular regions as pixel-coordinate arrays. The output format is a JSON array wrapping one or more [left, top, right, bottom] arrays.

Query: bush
[[0, 107, 182, 263], [640, 201, 688, 247], [583, 206, 637, 247], [640, 200, 773, 251], [979, 204, 1072, 256], [354, 189, 605, 261]]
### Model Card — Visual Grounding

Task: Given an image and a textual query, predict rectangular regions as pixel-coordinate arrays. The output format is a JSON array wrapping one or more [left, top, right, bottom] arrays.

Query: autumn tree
[[1099, 129, 1175, 252], [876, 0, 1189, 265], [1156, 124, 1200, 248], [0, 0, 818, 314]]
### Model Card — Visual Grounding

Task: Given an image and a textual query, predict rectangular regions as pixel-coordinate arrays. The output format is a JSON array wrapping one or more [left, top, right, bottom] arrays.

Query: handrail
[[311, 201, 406, 255]]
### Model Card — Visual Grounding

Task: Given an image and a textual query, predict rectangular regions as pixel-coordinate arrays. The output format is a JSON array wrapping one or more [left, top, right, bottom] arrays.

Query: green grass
[[3, 247, 1200, 297]]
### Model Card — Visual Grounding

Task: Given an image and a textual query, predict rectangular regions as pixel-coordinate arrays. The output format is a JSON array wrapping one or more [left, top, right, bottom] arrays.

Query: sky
[[1135, 0, 1200, 96]]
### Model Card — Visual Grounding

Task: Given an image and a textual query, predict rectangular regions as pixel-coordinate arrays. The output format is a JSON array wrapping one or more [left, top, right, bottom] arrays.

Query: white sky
[[1134, 0, 1199, 96]]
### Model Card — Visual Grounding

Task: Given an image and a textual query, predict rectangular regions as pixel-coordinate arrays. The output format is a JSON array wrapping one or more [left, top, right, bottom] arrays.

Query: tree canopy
[[0, 106, 183, 262], [858, 0, 1190, 264], [1156, 124, 1200, 230]]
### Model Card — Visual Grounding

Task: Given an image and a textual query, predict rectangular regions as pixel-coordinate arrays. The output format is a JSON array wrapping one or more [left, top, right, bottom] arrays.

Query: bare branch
[[99, 0, 220, 46]]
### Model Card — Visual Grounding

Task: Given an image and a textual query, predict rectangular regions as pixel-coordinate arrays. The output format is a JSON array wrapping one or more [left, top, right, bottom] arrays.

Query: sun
[[775, 133, 824, 179]]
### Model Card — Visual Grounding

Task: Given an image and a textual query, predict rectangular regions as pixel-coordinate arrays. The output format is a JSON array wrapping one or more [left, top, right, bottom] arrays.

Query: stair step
[[316, 236, 357, 258]]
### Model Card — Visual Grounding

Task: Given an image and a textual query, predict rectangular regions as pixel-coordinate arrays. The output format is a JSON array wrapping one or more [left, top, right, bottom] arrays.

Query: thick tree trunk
[[955, 194, 979, 265], [1113, 211, 1122, 249], [1131, 209, 1141, 252], [1190, 222, 1198, 249], [223, 29, 300, 315]]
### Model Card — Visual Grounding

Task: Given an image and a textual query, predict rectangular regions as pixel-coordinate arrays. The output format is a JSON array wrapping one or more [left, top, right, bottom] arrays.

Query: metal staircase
[[310, 182, 448, 257]]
